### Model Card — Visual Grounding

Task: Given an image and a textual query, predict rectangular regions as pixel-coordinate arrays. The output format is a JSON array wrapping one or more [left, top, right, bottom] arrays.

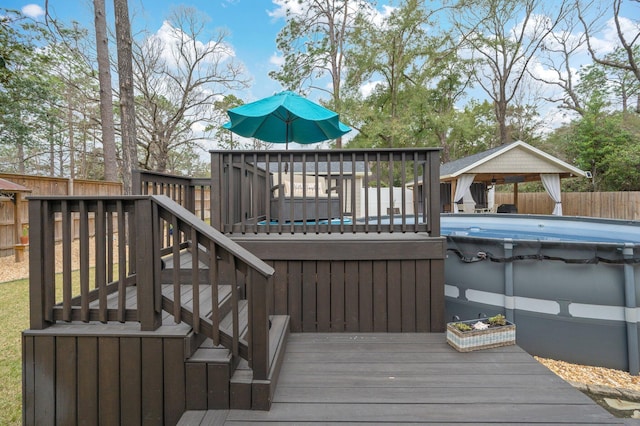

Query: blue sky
[[5, 0, 292, 101], [4, 0, 639, 142]]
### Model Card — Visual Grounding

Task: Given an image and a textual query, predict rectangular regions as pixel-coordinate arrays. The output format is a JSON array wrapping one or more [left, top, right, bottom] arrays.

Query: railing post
[[249, 269, 270, 380], [28, 199, 48, 329], [131, 169, 141, 195], [427, 151, 441, 237], [211, 152, 223, 231], [136, 198, 162, 330]]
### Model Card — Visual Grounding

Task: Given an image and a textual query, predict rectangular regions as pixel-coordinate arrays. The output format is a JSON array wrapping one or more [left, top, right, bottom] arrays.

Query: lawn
[[0, 278, 29, 426], [1, 269, 91, 426]]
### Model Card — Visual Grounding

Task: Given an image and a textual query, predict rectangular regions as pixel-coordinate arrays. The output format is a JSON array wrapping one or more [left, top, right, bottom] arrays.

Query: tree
[[114, 0, 137, 194], [132, 6, 249, 172], [343, 0, 455, 149], [270, 0, 365, 148], [578, 0, 640, 98], [93, 0, 118, 181], [452, 0, 568, 145]]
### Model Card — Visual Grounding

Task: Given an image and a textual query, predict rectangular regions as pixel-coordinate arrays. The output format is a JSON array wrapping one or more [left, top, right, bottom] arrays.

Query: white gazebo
[[439, 140, 590, 215]]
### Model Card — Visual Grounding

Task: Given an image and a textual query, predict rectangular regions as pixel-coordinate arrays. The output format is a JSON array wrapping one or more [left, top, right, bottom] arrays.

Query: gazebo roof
[[0, 178, 31, 193], [440, 140, 588, 185]]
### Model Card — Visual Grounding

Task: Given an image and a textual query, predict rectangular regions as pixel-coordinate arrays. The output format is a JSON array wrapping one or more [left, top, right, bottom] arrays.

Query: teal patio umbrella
[[222, 91, 351, 148]]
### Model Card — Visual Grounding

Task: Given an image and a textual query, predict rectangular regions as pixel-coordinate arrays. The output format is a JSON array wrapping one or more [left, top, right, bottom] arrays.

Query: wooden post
[[136, 198, 162, 331], [210, 152, 223, 231], [427, 151, 440, 237], [28, 199, 47, 329], [249, 270, 269, 381]]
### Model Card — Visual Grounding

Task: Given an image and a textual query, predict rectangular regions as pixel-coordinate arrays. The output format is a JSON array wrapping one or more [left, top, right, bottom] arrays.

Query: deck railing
[[211, 148, 441, 236], [28, 195, 274, 380]]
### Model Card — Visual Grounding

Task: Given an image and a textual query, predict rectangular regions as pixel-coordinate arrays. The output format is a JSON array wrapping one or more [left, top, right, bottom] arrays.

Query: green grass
[[0, 269, 96, 426], [0, 278, 29, 426]]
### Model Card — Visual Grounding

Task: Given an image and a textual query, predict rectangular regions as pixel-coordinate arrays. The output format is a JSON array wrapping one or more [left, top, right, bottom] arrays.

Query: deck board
[[189, 333, 623, 425]]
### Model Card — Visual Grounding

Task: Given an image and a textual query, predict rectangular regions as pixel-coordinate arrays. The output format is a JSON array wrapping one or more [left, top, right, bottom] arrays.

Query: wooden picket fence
[[495, 191, 640, 220]]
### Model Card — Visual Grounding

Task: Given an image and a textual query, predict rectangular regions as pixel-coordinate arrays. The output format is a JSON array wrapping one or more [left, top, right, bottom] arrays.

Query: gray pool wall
[[443, 214, 640, 374]]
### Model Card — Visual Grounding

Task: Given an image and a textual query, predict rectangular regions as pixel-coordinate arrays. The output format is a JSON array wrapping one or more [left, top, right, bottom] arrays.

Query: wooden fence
[[495, 191, 640, 220], [0, 174, 122, 257]]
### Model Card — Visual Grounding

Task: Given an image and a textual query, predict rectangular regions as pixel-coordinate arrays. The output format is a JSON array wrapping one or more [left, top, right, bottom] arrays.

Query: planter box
[[446, 318, 516, 352]]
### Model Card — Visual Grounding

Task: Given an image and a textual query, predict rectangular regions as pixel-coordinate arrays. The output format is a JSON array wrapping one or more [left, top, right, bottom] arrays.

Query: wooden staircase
[[160, 254, 290, 411]]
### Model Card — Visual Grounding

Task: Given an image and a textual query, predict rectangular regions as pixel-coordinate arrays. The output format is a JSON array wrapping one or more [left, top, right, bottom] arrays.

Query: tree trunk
[[114, 0, 138, 194], [94, 0, 119, 182]]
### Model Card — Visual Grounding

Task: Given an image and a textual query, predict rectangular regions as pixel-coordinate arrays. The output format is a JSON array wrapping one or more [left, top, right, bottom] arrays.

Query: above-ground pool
[[442, 213, 640, 373]]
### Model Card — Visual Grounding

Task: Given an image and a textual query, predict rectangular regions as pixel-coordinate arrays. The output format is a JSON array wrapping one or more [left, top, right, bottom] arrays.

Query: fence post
[[136, 197, 162, 331]]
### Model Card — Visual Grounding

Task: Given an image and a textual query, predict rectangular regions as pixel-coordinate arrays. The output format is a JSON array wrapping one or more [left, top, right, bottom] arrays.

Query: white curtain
[[453, 174, 475, 213], [541, 173, 562, 215]]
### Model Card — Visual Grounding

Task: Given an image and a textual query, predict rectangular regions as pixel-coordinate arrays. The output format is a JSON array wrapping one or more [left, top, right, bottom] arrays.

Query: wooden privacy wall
[[495, 191, 640, 219], [23, 332, 189, 426], [233, 234, 446, 333]]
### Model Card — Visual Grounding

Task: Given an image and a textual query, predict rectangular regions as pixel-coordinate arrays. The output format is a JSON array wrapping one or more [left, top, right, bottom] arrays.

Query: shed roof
[[440, 140, 588, 184], [0, 178, 31, 192]]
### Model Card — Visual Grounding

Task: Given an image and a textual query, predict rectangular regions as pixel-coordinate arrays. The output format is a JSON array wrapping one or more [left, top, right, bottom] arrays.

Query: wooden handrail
[[27, 195, 274, 380]]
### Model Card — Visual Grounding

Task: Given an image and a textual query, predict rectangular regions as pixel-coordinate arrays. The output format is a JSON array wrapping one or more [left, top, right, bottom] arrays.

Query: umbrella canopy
[[222, 91, 351, 146]]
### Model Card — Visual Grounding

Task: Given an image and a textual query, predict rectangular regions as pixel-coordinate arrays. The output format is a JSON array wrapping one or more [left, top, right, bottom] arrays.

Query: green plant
[[453, 322, 473, 332], [21, 225, 28, 237], [488, 314, 507, 326]]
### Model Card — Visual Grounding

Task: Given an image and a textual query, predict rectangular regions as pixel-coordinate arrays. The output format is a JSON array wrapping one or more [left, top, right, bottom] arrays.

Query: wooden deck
[[179, 332, 624, 425]]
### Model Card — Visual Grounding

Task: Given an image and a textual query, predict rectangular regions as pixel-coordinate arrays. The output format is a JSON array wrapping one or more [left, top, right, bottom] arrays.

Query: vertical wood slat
[[107, 209, 114, 284], [117, 201, 127, 322], [164, 338, 186, 425], [359, 260, 373, 332], [141, 337, 164, 425], [401, 260, 417, 332], [79, 200, 90, 322], [97, 200, 107, 323], [191, 228, 200, 334], [120, 337, 142, 426], [62, 201, 72, 321], [288, 261, 302, 332], [344, 260, 359, 331], [77, 337, 98, 425], [98, 337, 120, 425], [373, 261, 387, 332], [302, 260, 317, 332], [34, 337, 55, 424], [22, 336, 35, 425], [231, 256, 239, 357], [415, 259, 430, 332], [316, 261, 331, 332], [272, 260, 287, 315], [387, 260, 402, 332], [43, 201, 56, 323], [56, 336, 77, 425], [210, 242, 220, 346], [331, 260, 345, 331], [173, 216, 181, 323]]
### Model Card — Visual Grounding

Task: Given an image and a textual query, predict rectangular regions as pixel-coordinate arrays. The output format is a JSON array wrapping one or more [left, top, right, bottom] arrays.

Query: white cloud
[[269, 52, 284, 67], [22, 4, 45, 19], [360, 80, 384, 98], [150, 21, 235, 70]]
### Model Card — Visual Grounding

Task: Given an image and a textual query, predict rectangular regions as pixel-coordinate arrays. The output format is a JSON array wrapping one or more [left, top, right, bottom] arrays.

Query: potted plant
[[20, 225, 29, 245], [446, 314, 515, 352]]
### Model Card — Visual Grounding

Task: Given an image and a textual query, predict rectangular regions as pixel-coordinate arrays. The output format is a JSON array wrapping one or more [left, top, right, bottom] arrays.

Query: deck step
[[229, 315, 290, 410]]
